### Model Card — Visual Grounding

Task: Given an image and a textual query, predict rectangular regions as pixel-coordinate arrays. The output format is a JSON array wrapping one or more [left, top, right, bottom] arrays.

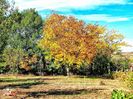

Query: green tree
[[1, 1, 43, 74], [20, 9, 43, 52], [3, 48, 25, 73], [0, 0, 16, 71], [0, 0, 13, 53]]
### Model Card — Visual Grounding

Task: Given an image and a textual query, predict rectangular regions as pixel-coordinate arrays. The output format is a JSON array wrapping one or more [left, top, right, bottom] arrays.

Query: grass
[[0, 75, 132, 99]]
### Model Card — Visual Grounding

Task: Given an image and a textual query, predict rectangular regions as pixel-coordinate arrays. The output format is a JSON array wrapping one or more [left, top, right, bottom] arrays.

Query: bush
[[113, 57, 130, 72], [3, 48, 25, 73], [112, 72, 133, 89], [89, 53, 116, 75], [0, 65, 9, 74], [112, 72, 127, 81], [111, 90, 133, 99], [128, 74, 133, 89]]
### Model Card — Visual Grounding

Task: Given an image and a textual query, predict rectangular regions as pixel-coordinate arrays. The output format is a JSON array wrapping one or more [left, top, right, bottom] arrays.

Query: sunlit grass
[[0, 75, 132, 99]]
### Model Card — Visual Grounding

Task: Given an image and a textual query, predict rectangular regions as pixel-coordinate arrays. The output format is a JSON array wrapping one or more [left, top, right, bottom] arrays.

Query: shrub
[[112, 72, 127, 81], [112, 56, 130, 72], [112, 72, 133, 89], [0, 64, 9, 74], [89, 53, 116, 76], [111, 90, 133, 99], [127, 74, 133, 89], [3, 48, 25, 73]]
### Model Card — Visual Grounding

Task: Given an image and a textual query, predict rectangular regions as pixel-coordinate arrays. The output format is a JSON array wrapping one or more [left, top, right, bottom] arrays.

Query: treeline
[[0, 0, 130, 76]]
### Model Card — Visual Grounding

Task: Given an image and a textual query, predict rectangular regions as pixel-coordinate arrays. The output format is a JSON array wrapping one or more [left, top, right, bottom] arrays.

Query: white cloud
[[74, 14, 129, 22], [121, 39, 133, 52], [12, 0, 127, 11], [10, 0, 129, 22]]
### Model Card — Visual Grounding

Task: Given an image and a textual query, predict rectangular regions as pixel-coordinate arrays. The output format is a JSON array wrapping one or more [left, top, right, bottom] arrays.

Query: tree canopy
[[39, 14, 106, 67], [0, 0, 129, 76]]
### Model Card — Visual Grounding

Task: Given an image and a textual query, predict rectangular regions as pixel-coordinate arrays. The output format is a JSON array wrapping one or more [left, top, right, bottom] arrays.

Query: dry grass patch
[[0, 75, 132, 99]]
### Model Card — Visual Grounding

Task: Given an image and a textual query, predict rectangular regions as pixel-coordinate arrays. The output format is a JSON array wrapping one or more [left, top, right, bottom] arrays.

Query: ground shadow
[[0, 77, 59, 83], [75, 75, 113, 79], [0, 81, 47, 89], [24, 88, 105, 98]]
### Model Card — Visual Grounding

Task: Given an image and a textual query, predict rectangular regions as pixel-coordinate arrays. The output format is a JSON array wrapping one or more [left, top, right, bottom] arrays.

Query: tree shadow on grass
[[0, 81, 47, 89], [0, 78, 58, 83], [74, 75, 113, 80], [24, 88, 106, 98]]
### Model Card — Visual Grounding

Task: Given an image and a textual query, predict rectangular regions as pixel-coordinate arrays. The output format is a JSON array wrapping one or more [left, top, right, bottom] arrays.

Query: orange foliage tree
[[39, 14, 105, 70], [20, 54, 38, 71]]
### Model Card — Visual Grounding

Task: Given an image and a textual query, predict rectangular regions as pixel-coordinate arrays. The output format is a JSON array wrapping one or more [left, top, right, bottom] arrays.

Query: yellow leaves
[[20, 61, 31, 71], [86, 24, 105, 35], [108, 33, 124, 41], [44, 28, 55, 39], [118, 41, 128, 46], [31, 55, 38, 63], [54, 53, 63, 60], [95, 29, 126, 57], [66, 55, 75, 65], [19, 55, 38, 71], [39, 14, 116, 67]]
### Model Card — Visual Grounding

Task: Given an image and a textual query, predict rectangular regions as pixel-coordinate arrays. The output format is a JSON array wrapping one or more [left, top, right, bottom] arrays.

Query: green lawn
[[0, 75, 132, 99]]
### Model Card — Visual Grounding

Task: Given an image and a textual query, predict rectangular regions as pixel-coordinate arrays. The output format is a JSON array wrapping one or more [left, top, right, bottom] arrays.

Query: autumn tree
[[90, 30, 127, 75], [100, 30, 126, 56], [39, 14, 105, 75]]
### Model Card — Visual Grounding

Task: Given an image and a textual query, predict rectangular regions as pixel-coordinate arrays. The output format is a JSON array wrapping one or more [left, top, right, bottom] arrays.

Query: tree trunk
[[66, 66, 71, 76], [38, 53, 46, 76]]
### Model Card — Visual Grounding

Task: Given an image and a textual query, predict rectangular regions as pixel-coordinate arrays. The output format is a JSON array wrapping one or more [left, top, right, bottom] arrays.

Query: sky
[[11, 0, 133, 52]]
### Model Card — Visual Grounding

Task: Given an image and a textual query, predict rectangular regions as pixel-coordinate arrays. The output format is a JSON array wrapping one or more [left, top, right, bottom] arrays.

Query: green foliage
[[0, 0, 13, 53], [74, 65, 89, 76], [0, 0, 43, 74], [0, 62, 9, 73], [126, 72, 133, 89], [7, 8, 43, 51], [20, 9, 43, 50], [89, 53, 116, 75], [111, 90, 133, 99], [3, 48, 25, 73], [112, 55, 130, 71]]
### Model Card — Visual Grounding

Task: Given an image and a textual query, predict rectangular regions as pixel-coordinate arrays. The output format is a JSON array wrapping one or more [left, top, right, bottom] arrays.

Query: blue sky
[[12, 0, 133, 52]]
